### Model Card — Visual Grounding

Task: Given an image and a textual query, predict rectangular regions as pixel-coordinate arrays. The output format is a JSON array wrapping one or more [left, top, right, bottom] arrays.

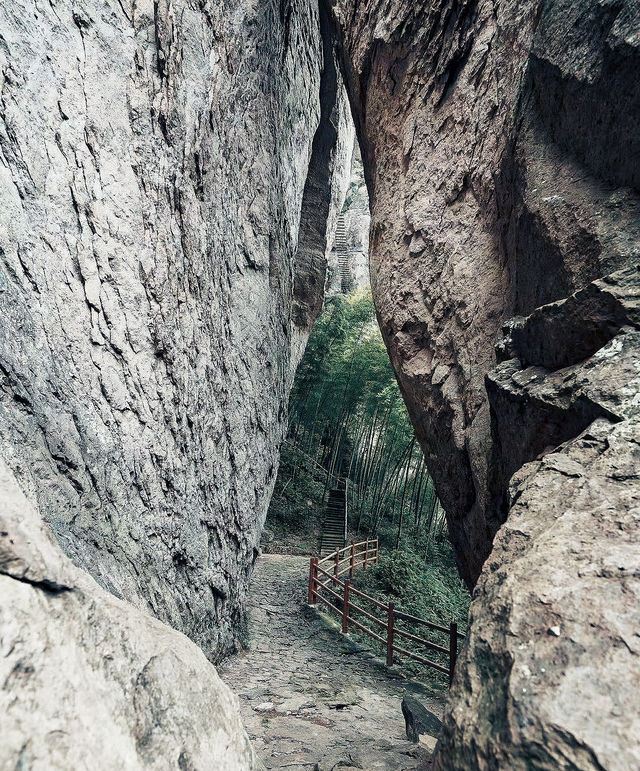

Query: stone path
[[219, 555, 444, 770]]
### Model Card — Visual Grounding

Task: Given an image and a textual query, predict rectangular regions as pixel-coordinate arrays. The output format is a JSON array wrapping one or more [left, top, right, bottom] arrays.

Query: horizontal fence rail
[[308, 539, 465, 686]]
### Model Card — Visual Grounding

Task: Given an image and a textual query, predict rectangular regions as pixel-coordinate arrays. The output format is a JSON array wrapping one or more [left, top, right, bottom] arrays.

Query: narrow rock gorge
[[1, 0, 639, 768]]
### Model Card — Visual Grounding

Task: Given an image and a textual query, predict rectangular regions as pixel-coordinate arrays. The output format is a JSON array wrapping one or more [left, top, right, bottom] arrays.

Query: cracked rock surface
[[432, 265, 640, 768], [328, 0, 640, 585], [0, 457, 260, 770], [327, 0, 640, 766], [0, 0, 351, 659]]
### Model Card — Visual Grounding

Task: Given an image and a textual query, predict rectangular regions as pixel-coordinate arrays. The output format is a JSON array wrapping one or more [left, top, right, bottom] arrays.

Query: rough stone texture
[[0, 457, 260, 770], [326, 0, 640, 767], [0, 0, 351, 659], [402, 694, 444, 745], [435, 277, 640, 768], [328, 0, 640, 585]]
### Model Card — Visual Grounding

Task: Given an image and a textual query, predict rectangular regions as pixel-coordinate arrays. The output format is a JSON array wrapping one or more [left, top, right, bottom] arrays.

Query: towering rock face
[[0, 0, 350, 662], [329, 0, 639, 585], [326, 0, 640, 766]]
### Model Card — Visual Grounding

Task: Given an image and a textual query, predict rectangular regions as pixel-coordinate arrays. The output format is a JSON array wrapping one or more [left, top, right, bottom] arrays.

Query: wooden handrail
[[348, 584, 387, 611], [308, 537, 464, 686], [347, 615, 386, 645], [395, 609, 452, 635], [393, 625, 449, 655], [318, 538, 377, 566], [348, 599, 387, 628], [393, 643, 450, 674]]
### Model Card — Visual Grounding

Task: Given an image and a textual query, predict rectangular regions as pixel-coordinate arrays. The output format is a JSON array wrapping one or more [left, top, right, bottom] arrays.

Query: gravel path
[[219, 554, 444, 770]]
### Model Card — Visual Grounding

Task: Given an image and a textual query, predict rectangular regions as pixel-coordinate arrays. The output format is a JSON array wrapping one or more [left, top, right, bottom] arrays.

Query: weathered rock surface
[[326, 0, 640, 767], [433, 268, 640, 770], [0, 0, 351, 659], [0, 457, 260, 769], [328, 0, 640, 585], [326, 142, 370, 296], [402, 694, 443, 745]]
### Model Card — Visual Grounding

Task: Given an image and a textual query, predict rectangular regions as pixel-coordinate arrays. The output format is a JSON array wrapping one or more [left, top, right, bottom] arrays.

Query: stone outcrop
[[435, 266, 640, 770], [0, 0, 350, 662], [325, 0, 640, 767], [0, 457, 260, 769], [328, 0, 640, 585]]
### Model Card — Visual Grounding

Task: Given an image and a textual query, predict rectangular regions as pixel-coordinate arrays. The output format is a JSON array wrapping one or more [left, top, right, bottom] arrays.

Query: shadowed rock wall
[[326, 0, 640, 766], [0, 0, 351, 663], [328, 0, 639, 585]]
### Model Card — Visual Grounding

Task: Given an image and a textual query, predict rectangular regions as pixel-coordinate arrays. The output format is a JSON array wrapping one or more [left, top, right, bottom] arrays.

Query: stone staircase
[[333, 215, 351, 294], [320, 486, 346, 555]]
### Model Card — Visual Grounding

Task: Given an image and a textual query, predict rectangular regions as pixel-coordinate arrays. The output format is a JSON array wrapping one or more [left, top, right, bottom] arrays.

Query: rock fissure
[[0, 0, 639, 767]]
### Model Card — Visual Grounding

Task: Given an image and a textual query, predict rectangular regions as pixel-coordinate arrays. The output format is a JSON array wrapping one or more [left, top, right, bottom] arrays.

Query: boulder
[[402, 694, 444, 744], [0, 457, 261, 769]]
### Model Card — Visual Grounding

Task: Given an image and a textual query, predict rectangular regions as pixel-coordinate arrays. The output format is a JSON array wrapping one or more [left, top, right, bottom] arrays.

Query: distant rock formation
[[326, 143, 371, 297]]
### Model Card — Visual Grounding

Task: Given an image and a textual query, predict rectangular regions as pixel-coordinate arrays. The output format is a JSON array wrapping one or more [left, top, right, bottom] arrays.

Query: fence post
[[308, 558, 317, 605], [375, 537, 379, 565], [333, 551, 339, 585], [449, 621, 458, 687], [364, 540, 368, 570], [386, 602, 395, 666], [342, 579, 350, 633], [349, 540, 355, 578]]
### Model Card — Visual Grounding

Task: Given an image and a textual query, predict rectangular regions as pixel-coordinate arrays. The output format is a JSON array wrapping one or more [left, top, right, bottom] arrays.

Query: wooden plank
[[347, 600, 387, 628], [393, 625, 449, 655], [347, 616, 386, 645], [313, 579, 343, 602], [348, 585, 387, 610], [394, 610, 450, 634], [393, 643, 450, 674], [315, 592, 341, 616], [316, 564, 344, 584]]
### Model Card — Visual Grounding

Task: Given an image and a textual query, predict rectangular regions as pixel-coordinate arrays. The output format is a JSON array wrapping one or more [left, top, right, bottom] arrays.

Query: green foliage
[[353, 536, 469, 629], [284, 289, 440, 541], [349, 535, 470, 689], [266, 288, 471, 688]]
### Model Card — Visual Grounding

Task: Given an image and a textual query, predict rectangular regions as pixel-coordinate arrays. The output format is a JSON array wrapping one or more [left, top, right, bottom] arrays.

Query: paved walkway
[[219, 555, 444, 770]]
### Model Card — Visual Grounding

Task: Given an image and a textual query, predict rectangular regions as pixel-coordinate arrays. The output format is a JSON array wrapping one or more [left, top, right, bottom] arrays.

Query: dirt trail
[[219, 554, 445, 770]]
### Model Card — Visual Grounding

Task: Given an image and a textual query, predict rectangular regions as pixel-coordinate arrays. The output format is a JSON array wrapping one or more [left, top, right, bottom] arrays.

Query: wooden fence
[[308, 539, 464, 686]]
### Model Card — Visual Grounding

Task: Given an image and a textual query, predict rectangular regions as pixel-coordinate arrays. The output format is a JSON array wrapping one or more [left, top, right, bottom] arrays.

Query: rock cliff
[[1, 0, 351, 765], [1, 0, 639, 766], [326, 143, 370, 296], [326, 0, 640, 766], [0, 0, 350, 661], [328, 0, 639, 585]]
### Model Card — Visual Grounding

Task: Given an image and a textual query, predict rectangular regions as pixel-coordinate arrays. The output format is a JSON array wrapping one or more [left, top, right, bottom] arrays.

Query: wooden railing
[[308, 539, 464, 686]]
